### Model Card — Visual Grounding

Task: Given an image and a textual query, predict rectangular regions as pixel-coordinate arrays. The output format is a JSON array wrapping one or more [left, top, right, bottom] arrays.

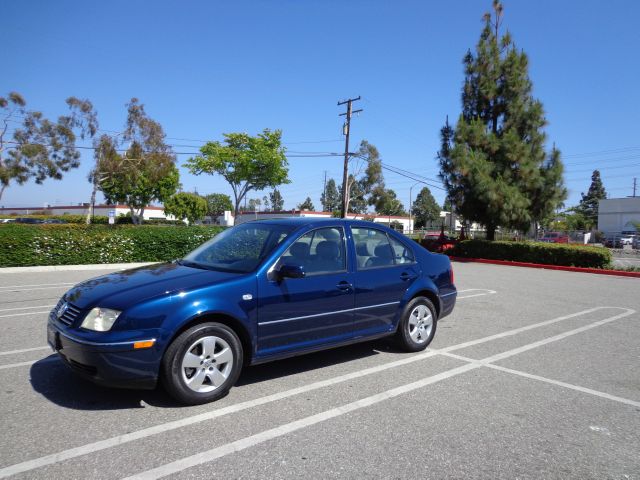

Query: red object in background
[[539, 232, 569, 243]]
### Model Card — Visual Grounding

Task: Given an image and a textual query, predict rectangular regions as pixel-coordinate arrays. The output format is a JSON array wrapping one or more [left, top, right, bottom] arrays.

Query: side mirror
[[278, 264, 306, 279]]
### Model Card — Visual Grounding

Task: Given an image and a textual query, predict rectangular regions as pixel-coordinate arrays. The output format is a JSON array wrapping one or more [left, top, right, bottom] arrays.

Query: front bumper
[[48, 320, 160, 390]]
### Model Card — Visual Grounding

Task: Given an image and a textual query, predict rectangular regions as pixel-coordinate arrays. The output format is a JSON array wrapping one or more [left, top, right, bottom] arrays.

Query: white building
[[234, 210, 414, 233], [0, 204, 173, 221], [598, 197, 640, 234]]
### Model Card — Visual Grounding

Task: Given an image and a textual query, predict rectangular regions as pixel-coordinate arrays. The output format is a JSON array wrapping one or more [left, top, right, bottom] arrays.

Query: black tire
[[161, 322, 243, 405], [395, 297, 437, 352]]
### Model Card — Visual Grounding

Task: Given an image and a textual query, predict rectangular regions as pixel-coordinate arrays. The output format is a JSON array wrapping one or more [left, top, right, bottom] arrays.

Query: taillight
[[450, 265, 454, 285]]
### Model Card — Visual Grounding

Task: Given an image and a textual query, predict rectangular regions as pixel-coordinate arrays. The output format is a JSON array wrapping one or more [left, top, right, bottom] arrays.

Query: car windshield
[[182, 223, 296, 273]]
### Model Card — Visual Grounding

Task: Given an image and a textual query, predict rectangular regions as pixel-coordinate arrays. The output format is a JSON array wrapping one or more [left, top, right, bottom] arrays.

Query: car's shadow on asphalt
[[30, 339, 396, 411]]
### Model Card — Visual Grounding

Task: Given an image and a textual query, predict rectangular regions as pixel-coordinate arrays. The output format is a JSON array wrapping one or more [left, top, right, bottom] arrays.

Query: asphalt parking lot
[[0, 263, 639, 479]]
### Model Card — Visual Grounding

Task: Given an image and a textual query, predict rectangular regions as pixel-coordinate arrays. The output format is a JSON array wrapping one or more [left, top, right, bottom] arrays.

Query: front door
[[256, 226, 355, 358]]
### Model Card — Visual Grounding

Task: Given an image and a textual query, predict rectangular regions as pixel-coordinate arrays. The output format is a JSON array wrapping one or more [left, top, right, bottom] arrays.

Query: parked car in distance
[[47, 219, 457, 405], [14, 217, 45, 224], [633, 236, 640, 249], [620, 232, 637, 246], [538, 232, 569, 243], [0, 218, 16, 223], [604, 236, 623, 249], [43, 218, 67, 224]]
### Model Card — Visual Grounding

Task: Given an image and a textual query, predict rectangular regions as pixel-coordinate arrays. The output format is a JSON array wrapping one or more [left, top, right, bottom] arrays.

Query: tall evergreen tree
[[412, 186, 441, 228], [269, 188, 284, 211], [297, 196, 315, 211], [437, 1, 566, 240], [321, 178, 340, 212], [575, 170, 607, 227]]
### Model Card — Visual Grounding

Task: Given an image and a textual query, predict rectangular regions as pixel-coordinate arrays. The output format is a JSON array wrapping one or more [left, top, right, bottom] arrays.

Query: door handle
[[336, 281, 353, 291], [400, 272, 417, 281]]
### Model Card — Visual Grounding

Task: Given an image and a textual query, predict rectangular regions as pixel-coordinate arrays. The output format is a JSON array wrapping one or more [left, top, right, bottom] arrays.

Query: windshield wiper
[[176, 259, 208, 270]]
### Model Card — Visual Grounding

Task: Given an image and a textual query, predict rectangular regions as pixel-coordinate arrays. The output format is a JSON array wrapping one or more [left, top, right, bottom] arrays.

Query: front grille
[[52, 299, 83, 327]]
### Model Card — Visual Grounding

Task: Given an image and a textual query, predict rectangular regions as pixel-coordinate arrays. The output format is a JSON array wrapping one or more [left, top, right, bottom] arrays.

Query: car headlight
[[80, 308, 121, 332]]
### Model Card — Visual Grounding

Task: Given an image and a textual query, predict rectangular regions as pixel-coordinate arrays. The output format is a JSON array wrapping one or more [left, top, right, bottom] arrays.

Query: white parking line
[[0, 357, 57, 370], [0, 306, 625, 478], [442, 352, 640, 409], [124, 364, 482, 480], [123, 306, 636, 480], [0, 310, 51, 319], [0, 286, 69, 293], [0, 346, 50, 356], [0, 282, 74, 290], [0, 304, 55, 313]]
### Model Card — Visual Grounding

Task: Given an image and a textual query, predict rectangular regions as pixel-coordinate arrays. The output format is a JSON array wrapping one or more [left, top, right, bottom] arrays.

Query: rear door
[[350, 226, 419, 338], [256, 226, 355, 358]]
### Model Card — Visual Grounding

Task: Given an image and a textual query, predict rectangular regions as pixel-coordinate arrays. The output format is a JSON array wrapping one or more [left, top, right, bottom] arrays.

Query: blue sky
[[2, 0, 640, 211]]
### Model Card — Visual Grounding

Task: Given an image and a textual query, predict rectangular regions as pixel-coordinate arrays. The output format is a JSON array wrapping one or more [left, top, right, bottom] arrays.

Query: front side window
[[280, 227, 346, 275], [183, 223, 295, 273]]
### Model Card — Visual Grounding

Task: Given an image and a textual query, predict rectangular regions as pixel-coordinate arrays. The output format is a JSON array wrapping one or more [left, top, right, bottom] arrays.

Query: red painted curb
[[448, 256, 640, 278]]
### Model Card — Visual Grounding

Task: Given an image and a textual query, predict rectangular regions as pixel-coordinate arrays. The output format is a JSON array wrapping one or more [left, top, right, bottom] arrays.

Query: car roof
[[244, 217, 397, 229]]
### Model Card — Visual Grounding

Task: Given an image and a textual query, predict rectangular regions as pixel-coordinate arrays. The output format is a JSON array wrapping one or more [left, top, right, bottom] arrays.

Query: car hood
[[63, 262, 243, 310]]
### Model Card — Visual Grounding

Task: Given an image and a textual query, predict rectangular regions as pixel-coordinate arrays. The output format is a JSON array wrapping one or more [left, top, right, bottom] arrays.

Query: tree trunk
[[86, 183, 97, 225], [486, 224, 496, 241], [0, 184, 6, 202]]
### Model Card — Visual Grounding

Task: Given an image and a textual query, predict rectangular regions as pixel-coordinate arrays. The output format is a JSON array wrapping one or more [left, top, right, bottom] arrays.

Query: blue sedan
[[48, 218, 457, 404]]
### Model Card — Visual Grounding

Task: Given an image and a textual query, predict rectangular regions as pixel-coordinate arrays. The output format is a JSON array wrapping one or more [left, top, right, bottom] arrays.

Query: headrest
[[374, 243, 393, 259], [316, 241, 339, 260], [290, 242, 309, 258], [356, 242, 370, 256]]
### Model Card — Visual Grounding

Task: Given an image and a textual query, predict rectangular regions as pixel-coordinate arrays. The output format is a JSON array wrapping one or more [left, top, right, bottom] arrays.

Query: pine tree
[[297, 196, 315, 211], [437, 1, 566, 240], [269, 188, 284, 211], [321, 178, 340, 212], [575, 170, 607, 227], [412, 186, 441, 228]]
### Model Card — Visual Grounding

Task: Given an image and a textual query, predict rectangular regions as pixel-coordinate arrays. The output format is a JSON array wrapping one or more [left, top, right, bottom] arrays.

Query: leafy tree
[[247, 198, 262, 211], [574, 170, 607, 227], [269, 188, 284, 211], [437, 1, 566, 240], [297, 196, 315, 211], [163, 192, 208, 224], [371, 188, 405, 216], [96, 98, 180, 224], [339, 174, 368, 214], [321, 178, 340, 212], [412, 186, 441, 228], [262, 195, 270, 211], [185, 129, 289, 217], [204, 193, 233, 217], [0, 92, 97, 201]]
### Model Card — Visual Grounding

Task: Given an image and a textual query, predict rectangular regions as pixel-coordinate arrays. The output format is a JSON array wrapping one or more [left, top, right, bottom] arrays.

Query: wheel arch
[[410, 289, 441, 319], [165, 312, 254, 365]]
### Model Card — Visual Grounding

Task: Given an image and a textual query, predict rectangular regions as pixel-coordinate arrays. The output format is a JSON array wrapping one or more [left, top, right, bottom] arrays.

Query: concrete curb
[[449, 256, 640, 278], [0, 262, 158, 274]]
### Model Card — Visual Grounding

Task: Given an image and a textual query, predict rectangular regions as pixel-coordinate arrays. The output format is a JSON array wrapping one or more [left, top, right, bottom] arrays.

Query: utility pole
[[322, 170, 327, 211], [633, 177, 637, 197], [338, 96, 362, 218]]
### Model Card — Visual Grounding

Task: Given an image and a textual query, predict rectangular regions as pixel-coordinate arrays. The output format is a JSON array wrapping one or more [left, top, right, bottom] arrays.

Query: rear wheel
[[162, 322, 243, 405], [395, 297, 437, 352]]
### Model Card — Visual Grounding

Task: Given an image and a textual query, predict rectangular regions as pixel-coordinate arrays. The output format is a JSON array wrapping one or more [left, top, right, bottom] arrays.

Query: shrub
[[0, 224, 224, 267], [447, 239, 611, 269]]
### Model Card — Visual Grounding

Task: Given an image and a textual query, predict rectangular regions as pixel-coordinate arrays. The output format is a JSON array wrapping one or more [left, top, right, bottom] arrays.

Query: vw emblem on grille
[[56, 302, 68, 319]]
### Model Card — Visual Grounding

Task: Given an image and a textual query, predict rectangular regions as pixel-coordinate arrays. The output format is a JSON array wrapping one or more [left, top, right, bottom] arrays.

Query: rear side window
[[352, 227, 395, 269], [388, 235, 415, 264]]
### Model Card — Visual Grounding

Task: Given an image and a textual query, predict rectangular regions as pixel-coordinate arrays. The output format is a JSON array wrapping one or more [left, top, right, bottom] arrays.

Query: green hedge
[[448, 239, 612, 269], [0, 224, 224, 267]]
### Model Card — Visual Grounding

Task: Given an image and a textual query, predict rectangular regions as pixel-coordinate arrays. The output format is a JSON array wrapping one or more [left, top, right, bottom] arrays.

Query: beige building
[[598, 197, 640, 234]]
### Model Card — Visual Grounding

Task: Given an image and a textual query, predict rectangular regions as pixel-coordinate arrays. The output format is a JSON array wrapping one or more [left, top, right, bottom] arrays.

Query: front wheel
[[395, 297, 437, 352], [161, 322, 243, 405]]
